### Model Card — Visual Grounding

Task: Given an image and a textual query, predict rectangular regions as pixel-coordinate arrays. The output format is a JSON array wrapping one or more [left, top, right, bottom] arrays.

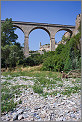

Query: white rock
[[12, 113, 18, 120], [18, 114, 24, 120], [17, 109, 24, 114]]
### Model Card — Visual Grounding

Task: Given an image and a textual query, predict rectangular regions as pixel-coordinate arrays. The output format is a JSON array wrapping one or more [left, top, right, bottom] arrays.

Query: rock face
[[64, 32, 71, 38], [72, 14, 81, 36], [58, 14, 81, 45]]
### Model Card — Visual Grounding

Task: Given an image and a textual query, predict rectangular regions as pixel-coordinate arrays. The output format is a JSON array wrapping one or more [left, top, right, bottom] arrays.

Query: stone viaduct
[[1, 20, 75, 57]]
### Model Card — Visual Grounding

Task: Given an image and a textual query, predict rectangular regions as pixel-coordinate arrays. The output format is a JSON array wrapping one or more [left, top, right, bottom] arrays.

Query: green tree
[[1, 45, 10, 68], [42, 23, 81, 72], [1, 18, 18, 46], [8, 45, 24, 68], [55, 44, 65, 54], [1, 44, 24, 68], [1, 18, 24, 69]]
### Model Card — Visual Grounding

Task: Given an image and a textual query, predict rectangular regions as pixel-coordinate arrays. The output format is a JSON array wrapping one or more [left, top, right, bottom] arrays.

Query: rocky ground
[[1, 75, 81, 121]]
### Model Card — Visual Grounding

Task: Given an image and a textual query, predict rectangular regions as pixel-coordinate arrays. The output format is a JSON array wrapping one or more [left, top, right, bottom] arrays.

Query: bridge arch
[[28, 27, 50, 51], [28, 26, 50, 37], [12, 24, 25, 48], [13, 24, 25, 34], [54, 28, 73, 48], [55, 28, 73, 37]]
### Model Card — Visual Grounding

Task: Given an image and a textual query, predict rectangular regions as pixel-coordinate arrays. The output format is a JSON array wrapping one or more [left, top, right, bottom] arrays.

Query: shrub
[[42, 29, 81, 72], [33, 85, 43, 94], [1, 100, 17, 113], [23, 53, 43, 66], [55, 44, 65, 54]]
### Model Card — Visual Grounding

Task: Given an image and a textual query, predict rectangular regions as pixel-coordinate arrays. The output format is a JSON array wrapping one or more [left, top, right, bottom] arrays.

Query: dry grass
[[21, 64, 42, 72], [2, 65, 43, 73]]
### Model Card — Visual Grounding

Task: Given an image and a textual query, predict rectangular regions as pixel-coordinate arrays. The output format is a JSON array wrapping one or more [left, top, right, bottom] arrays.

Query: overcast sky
[[1, 1, 81, 50]]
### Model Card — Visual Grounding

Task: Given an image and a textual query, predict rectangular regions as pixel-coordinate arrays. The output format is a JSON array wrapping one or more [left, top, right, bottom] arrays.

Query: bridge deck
[[1, 20, 75, 28]]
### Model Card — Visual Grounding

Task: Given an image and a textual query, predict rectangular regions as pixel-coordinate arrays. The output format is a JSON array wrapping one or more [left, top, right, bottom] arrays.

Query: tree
[[1, 44, 24, 68], [41, 24, 81, 72], [1, 45, 10, 68], [55, 44, 65, 54], [1, 18, 18, 46], [8, 45, 23, 68], [1, 18, 24, 69]]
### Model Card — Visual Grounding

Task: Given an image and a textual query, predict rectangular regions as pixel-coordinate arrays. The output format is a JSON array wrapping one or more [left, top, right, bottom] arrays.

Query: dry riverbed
[[1, 73, 81, 121]]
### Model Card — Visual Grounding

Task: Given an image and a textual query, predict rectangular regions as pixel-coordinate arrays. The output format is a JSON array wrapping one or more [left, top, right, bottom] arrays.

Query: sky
[[1, 1, 81, 50]]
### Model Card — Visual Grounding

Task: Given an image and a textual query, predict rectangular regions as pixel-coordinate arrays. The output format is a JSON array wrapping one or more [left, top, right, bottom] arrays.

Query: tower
[[40, 42, 41, 48]]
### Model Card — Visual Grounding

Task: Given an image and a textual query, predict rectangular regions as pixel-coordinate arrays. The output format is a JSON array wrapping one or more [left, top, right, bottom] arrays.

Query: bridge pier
[[24, 35, 29, 57], [50, 37, 55, 51]]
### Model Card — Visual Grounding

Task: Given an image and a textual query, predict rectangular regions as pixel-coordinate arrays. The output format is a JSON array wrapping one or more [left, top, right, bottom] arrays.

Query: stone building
[[39, 42, 60, 53], [39, 42, 50, 52]]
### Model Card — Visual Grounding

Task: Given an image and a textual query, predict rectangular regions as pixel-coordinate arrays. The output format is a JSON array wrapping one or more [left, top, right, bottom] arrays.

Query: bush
[[55, 44, 65, 54], [41, 57, 55, 71], [1, 100, 17, 113], [23, 53, 43, 66], [41, 30, 81, 72]]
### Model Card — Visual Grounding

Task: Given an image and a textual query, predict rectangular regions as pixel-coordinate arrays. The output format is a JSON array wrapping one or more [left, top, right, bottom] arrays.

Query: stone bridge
[[1, 20, 75, 57]]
